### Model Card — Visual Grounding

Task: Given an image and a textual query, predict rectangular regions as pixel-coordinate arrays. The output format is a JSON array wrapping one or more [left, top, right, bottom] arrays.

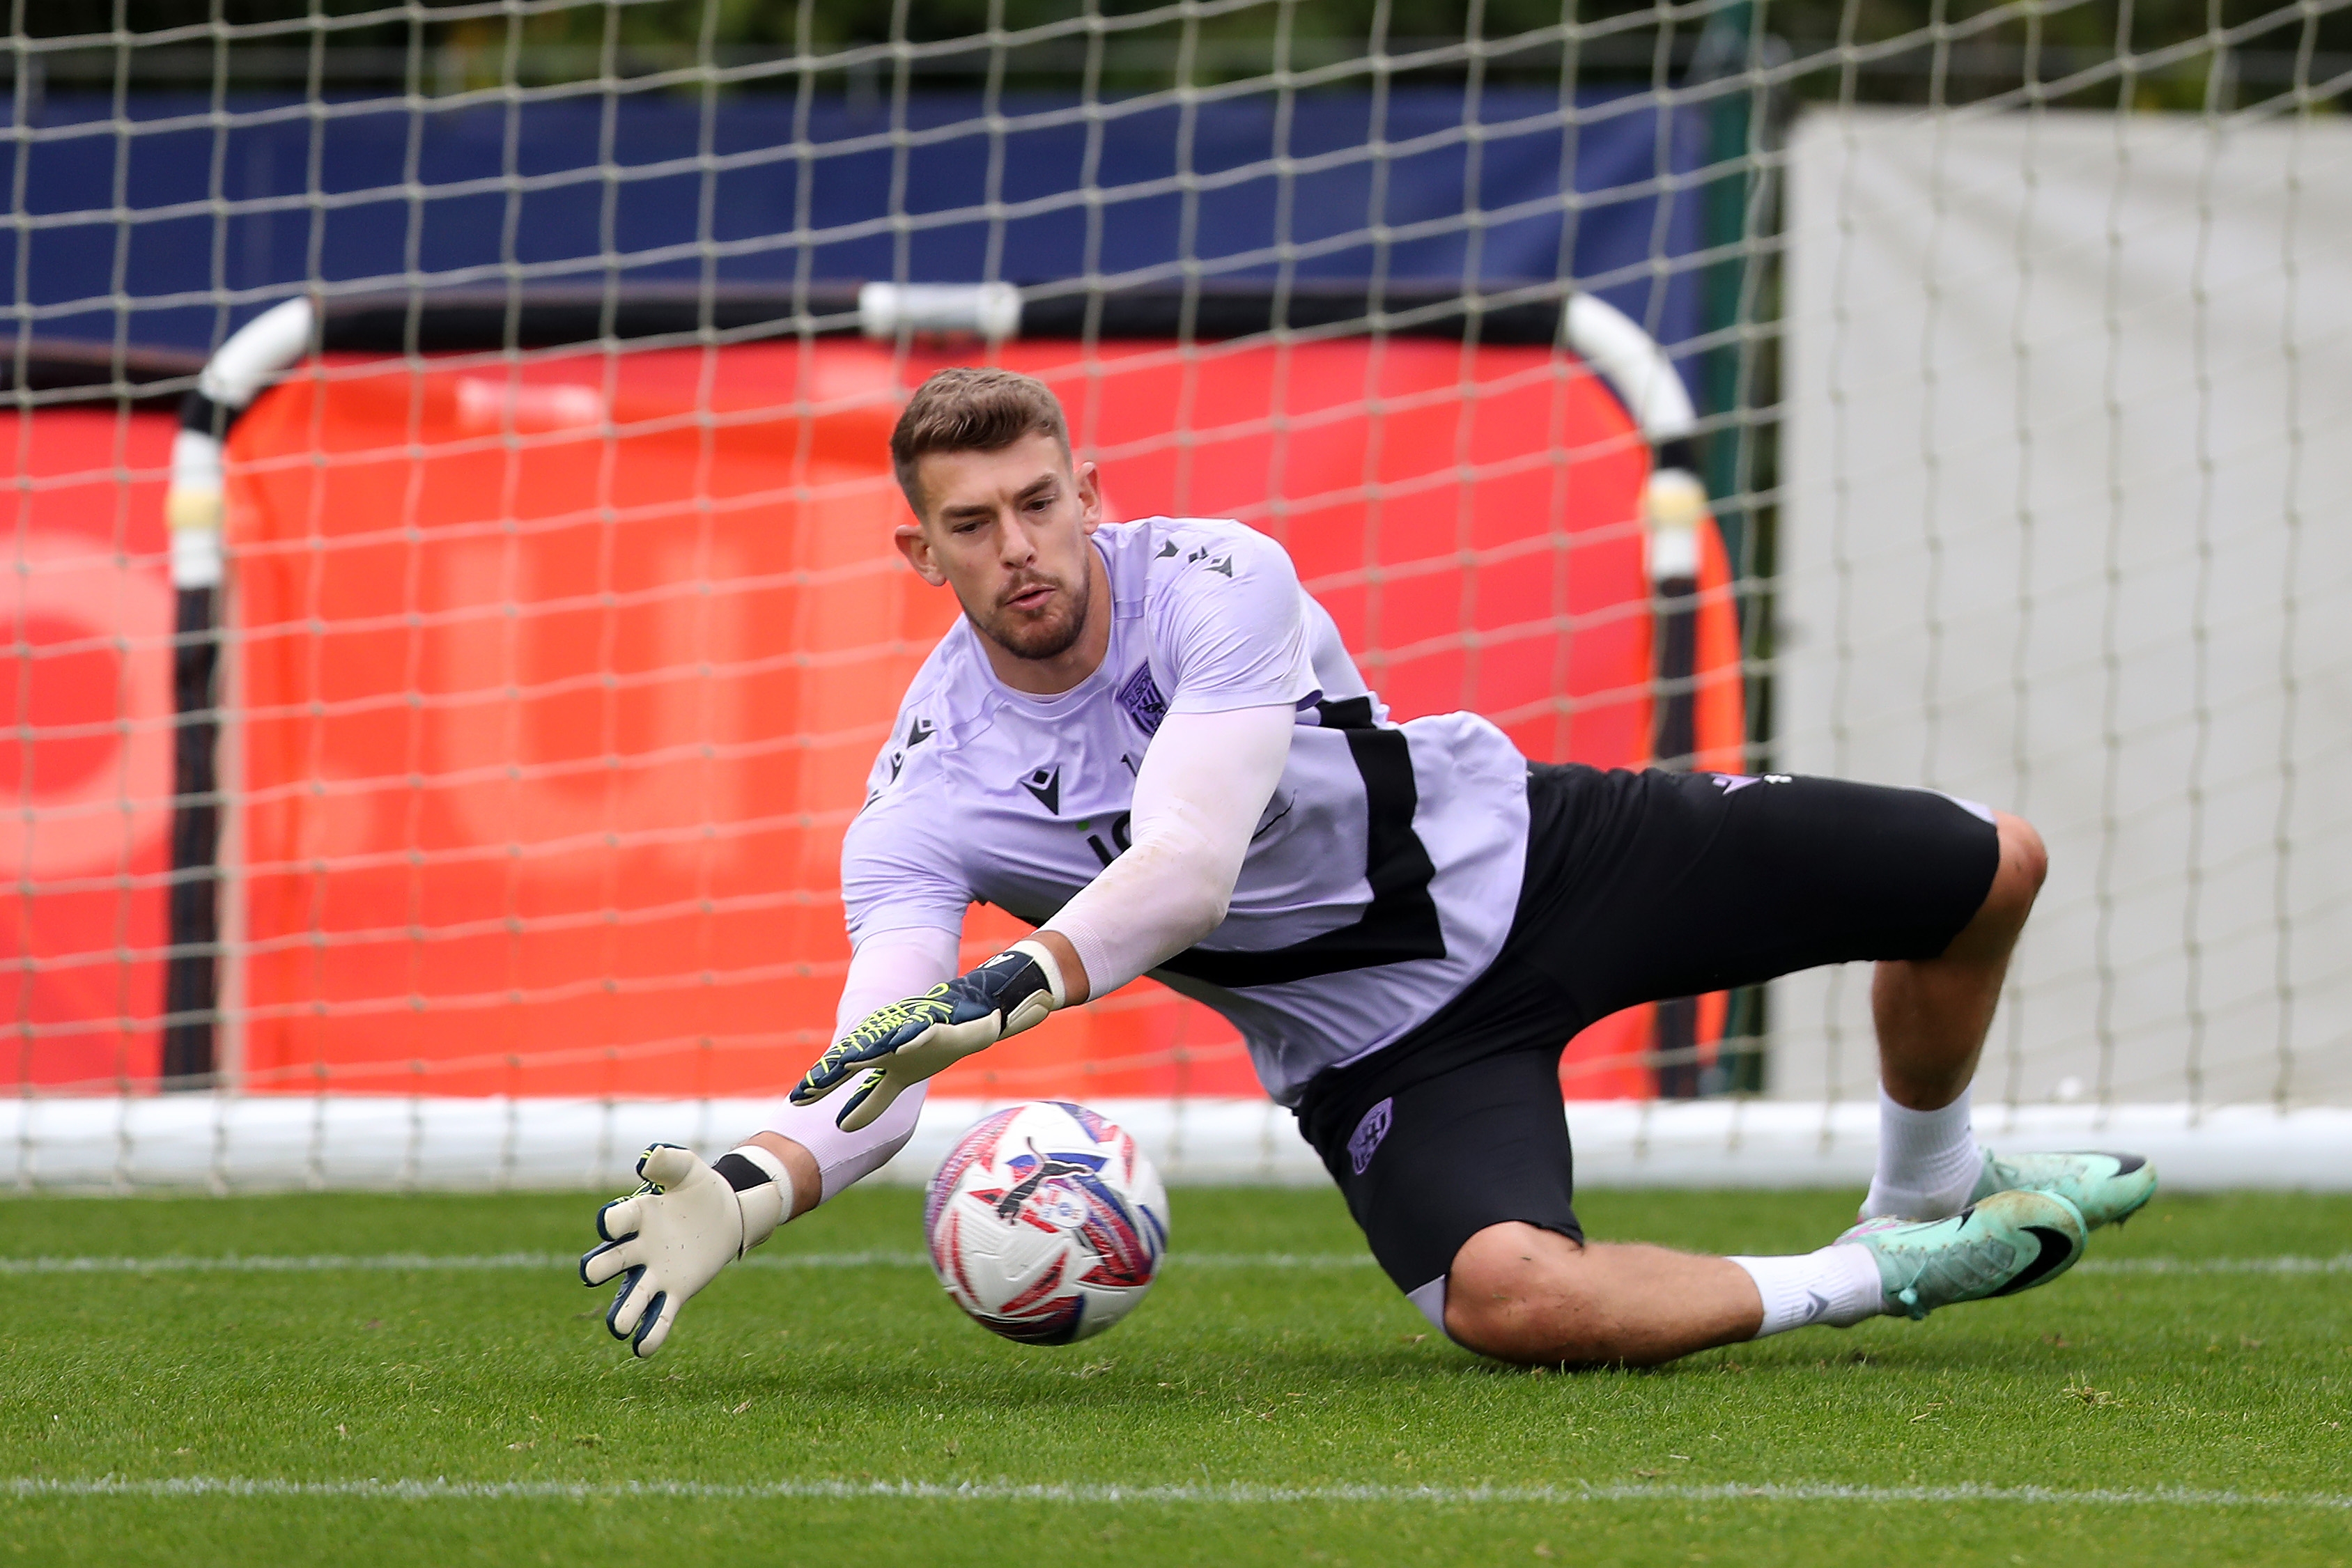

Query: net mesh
[[3, 0, 2346, 1188]]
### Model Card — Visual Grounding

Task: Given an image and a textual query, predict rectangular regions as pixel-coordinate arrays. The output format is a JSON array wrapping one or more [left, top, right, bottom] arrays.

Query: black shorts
[[1294, 764, 2001, 1311]]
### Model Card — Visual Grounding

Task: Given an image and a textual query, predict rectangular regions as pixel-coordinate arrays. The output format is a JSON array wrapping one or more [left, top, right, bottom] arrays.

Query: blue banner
[[10, 86, 1704, 358]]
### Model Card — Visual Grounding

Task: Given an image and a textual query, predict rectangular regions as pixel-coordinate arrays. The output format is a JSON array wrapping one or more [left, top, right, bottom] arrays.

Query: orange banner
[[220, 338, 1741, 1101], [0, 408, 176, 1089]]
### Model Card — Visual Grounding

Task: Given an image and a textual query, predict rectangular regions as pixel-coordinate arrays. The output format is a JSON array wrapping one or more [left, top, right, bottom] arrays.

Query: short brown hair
[[890, 367, 1069, 513]]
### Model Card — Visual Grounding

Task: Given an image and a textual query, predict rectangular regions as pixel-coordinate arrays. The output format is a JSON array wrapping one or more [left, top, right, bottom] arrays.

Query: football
[[923, 1100, 1171, 1345]]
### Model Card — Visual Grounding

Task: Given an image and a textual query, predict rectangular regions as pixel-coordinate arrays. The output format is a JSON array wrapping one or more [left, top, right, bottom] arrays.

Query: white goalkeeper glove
[[790, 940, 1066, 1133], [578, 1142, 789, 1358]]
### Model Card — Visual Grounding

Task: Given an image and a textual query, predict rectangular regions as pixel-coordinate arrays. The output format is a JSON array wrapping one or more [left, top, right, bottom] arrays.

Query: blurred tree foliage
[[13, 0, 2345, 111]]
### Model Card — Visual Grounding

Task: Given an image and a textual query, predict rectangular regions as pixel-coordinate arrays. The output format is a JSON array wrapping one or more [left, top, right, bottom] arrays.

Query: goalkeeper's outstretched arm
[[577, 925, 957, 1356], [789, 701, 1295, 1128], [582, 704, 1291, 1357], [1041, 701, 1296, 1002]]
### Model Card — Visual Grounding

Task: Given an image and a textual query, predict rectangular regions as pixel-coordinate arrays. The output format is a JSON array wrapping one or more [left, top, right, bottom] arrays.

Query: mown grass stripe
[[0, 1251, 1367, 1273], [3, 1252, 2346, 1275], [6, 1477, 2350, 1509], [0, 1252, 920, 1273]]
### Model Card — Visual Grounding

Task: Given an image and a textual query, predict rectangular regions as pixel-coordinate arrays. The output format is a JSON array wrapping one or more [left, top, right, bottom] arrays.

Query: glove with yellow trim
[[791, 940, 1066, 1132]]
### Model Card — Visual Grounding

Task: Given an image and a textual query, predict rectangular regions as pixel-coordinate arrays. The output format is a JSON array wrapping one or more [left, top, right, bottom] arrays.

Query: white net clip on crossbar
[[858, 282, 1023, 343]]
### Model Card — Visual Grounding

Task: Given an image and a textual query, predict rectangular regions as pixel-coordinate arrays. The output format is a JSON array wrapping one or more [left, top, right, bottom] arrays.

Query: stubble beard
[[974, 569, 1091, 663]]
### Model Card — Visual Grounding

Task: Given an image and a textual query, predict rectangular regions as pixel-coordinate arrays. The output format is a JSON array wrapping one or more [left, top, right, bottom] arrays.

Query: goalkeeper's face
[[899, 435, 1106, 667]]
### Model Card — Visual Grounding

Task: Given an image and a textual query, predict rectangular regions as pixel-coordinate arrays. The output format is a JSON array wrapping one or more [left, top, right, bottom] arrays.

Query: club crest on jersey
[[1020, 765, 1062, 814], [1115, 664, 1168, 737]]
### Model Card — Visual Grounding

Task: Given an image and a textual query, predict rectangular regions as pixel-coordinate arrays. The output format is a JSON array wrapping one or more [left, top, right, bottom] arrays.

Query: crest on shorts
[[1348, 1097, 1394, 1175]]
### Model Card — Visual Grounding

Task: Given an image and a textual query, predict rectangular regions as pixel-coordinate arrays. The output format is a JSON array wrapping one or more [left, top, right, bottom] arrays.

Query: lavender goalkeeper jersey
[[842, 517, 1531, 1105]]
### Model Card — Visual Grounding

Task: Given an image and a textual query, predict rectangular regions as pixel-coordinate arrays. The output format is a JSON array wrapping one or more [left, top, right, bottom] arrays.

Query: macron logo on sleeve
[[1181, 545, 1235, 577]]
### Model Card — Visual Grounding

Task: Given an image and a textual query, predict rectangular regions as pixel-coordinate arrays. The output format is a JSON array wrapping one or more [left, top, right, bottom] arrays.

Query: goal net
[[3, 0, 2346, 1190]]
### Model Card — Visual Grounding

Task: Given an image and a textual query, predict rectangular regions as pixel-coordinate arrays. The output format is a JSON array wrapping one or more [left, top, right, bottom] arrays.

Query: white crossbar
[[6, 1096, 2347, 1194]]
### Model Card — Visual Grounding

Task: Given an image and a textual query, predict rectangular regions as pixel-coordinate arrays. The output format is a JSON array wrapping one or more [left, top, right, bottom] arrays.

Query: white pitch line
[[2073, 1255, 2352, 1275], [6, 1477, 2349, 1510], [0, 1252, 571, 1275], [2, 1252, 2345, 1275]]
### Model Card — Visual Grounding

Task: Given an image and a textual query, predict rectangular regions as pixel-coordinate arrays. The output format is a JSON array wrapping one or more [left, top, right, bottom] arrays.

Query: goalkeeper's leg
[[1862, 807, 2046, 1220], [1863, 812, 2156, 1227], [1302, 1041, 2085, 1369], [1501, 767, 2149, 1227], [1444, 1188, 2086, 1367]]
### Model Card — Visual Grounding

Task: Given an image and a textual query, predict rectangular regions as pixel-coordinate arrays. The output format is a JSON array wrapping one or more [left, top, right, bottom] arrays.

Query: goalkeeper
[[582, 368, 2153, 1364]]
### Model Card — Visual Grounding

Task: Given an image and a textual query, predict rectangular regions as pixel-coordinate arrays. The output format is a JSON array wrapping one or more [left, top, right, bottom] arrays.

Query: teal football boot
[[1970, 1149, 2156, 1230], [1836, 1190, 2088, 1321]]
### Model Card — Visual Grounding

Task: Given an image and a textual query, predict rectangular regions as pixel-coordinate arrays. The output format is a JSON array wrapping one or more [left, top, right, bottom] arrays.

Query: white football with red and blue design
[[924, 1100, 1170, 1345]]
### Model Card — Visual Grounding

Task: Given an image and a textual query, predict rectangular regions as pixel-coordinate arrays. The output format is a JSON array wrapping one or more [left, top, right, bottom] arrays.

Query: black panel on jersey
[[1155, 717, 1446, 989], [1310, 694, 1377, 731]]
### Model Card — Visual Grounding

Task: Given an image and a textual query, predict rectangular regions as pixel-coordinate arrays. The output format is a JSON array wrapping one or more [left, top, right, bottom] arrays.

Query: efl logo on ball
[[924, 1100, 1170, 1345]]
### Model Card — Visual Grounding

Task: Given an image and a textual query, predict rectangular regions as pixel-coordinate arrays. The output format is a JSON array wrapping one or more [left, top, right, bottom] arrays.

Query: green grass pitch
[[3, 1182, 2348, 1566]]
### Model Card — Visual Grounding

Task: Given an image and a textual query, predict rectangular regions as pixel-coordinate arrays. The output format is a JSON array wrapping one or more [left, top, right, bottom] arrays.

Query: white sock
[[1861, 1084, 1983, 1220], [1730, 1245, 1886, 1336]]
